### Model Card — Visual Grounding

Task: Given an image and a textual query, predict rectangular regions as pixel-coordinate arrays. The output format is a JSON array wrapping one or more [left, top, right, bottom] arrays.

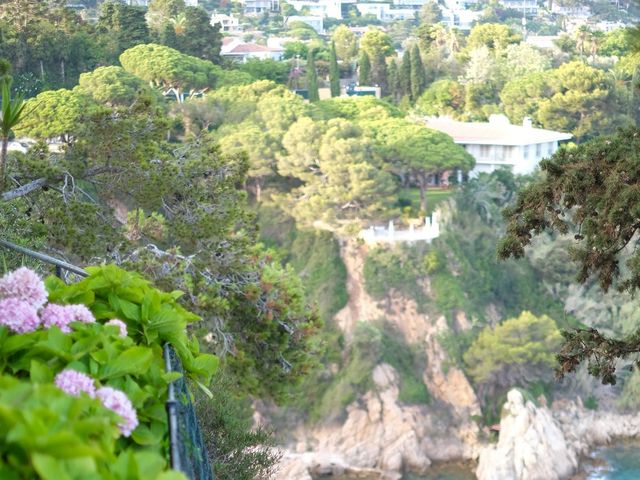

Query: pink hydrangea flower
[[0, 298, 41, 333], [67, 304, 95, 324], [96, 386, 139, 437], [105, 319, 128, 337], [54, 370, 96, 398], [0, 267, 48, 309], [41, 304, 74, 333]]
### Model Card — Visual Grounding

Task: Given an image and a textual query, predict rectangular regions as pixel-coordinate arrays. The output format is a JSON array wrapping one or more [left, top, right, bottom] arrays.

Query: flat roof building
[[425, 114, 572, 177]]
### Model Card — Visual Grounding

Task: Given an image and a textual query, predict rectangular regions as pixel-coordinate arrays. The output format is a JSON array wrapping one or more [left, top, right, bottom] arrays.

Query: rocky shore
[[477, 389, 640, 480], [273, 386, 640, 480]]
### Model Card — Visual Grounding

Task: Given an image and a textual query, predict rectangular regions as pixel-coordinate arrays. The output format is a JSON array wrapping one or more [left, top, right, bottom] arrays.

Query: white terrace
[[359, 212, 441, 245]]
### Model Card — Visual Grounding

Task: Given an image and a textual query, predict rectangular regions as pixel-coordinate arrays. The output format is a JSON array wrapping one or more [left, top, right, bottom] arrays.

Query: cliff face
[[272, 240, 640, 480], [278, 363, 477, 480], [275, 241, 482, 479]]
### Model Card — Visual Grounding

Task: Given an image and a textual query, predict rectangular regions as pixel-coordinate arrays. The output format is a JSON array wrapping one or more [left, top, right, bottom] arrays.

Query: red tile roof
[[229, 43, 271, 53]]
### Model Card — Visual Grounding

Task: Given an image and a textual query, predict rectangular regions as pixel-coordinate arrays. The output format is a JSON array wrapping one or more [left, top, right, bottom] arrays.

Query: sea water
[[586, 441, 640, 480]]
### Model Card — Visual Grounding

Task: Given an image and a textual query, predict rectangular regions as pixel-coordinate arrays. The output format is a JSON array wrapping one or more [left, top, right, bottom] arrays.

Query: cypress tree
[[329, 41, 340, 97], [400, 48, 412, 98], [307, 49, 319, 102], [410, 44, 426, 101], [358, 51, 371, 85], [388, 59, 399, 102], [370, 52, 388, 96], [631, 66, 640, 126]]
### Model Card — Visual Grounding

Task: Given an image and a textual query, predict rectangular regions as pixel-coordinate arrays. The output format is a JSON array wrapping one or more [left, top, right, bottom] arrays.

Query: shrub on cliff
[[463, 311, 561, 400]]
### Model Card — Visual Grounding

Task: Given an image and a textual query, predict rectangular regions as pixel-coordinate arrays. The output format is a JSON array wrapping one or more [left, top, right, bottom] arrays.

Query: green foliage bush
[[46, 265, 218, 383], [196, 375, 281, 480], [0, 265, 220, 479], [583, 395, 599, 410], [463, 311, 561, 399], [307, 322, 430, 422], [363, 245, 427, 306]]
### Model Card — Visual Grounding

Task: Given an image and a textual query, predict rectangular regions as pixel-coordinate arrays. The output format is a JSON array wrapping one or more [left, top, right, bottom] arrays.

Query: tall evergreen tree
[[410, 44, 426, 101], [97, 2, 149, 53], [174, 6, 222, 62], [370, 51, 388, 95], [329, 41, 340, 97], [400, 48, 412, 98], [631, 66, 640, 126], [306, 49, 319, 102], [358, 51, 371, 85], [388, 59, 399, 102]]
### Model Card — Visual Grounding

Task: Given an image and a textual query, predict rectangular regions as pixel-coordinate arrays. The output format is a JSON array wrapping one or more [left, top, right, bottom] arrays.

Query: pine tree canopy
[[498, 127, 640, 385]]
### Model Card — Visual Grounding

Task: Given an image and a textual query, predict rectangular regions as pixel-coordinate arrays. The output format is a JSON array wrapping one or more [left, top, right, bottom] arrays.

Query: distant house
[[286, 15, 324, 33], [440, 8, 481, 31], [288, 0, 343, 19], [210, 13, 241, 33], [425, 115, 572, 177], [526, 35, 560, 50], [239, 0, 279, 15], [497, 0, 537, 15], [220, 37, 284, 62], [355, 3, 417, 21]]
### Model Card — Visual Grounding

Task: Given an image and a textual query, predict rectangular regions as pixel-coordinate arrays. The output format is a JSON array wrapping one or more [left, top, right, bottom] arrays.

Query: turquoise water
[[586, 442, 640, 480], [398, 442, 640, 480]]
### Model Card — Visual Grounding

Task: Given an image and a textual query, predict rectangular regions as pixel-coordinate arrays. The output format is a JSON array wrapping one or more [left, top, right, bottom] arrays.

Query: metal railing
[[0, 239, 213, 480]]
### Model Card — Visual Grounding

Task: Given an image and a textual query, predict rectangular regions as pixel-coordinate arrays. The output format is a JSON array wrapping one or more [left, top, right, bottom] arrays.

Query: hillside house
[[425, 115, 572, 177], [220, 38, 284, 62], [210, 13, 241, 33]]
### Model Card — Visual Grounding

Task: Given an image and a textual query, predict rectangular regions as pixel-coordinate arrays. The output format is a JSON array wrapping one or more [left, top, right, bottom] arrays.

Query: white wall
[[466, 141, 561, 177]]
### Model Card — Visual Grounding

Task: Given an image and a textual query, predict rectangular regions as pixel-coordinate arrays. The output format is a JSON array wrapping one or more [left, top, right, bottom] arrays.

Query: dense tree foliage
[[464, 311, 561, 399], [364, 117, 474, 212], [499, 127, 640, 384], [120, 44, 219, 102]]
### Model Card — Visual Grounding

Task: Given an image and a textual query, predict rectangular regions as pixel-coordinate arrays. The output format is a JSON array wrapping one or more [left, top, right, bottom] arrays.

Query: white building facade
[[210, 13, 241, 33], [425, 115, 572, 177]]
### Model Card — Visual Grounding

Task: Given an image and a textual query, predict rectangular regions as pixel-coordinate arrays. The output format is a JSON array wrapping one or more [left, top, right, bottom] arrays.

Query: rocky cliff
[[477, 390, 640, 480], [273, 241, 482, 479], [271, 240, 640, 480]]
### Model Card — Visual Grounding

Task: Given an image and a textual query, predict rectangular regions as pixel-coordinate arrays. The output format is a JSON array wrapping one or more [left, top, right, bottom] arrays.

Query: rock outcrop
[[274, 363, 476, 479], [477, 389, 640, 480], [477, 389, 577, 480]]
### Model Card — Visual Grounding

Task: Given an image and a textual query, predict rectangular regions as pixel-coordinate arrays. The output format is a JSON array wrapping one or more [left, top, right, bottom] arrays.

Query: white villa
[[210, 13, 241, 33], [220, 37, 284, 62], [425, 115, 572, 177]]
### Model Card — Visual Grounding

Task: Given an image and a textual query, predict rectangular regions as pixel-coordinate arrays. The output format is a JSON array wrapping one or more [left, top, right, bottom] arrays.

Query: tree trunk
[[417, 171, 428, 214], [0, 136, 8, 192], [39, 60, 45, 81], [255, 178, 262, 203], [60, 60, 65, 84]]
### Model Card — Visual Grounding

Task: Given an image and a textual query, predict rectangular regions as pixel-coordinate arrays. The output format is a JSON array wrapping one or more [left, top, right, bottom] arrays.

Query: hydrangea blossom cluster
[[0, 298, 41, 334], [105, 319, 128, 337], [96, 386, 139, 437], [55, 370, 139, 437], [54, 370, 96, 398], [0, 267, 48, 309], [0, 267, 97, 334]]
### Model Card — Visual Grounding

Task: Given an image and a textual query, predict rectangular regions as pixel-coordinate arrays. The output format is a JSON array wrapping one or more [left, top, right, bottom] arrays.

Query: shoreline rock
[[477, 389, 640, 480]]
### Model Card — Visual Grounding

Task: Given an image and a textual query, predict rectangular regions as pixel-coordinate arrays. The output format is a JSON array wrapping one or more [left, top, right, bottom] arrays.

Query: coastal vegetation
[[3, 0, 640, 477]]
